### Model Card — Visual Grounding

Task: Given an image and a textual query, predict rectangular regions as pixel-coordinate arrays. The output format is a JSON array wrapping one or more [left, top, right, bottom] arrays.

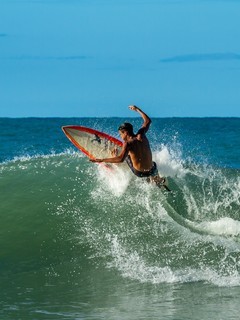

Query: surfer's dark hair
[[118, 122, 134, 135]]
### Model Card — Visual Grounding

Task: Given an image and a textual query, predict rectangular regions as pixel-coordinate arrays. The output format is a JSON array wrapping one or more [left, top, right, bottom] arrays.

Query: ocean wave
[[1, 148, 239, 287]]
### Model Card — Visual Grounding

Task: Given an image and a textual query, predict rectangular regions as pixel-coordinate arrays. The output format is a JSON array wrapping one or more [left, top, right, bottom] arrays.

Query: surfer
[[91, 105, 170, 191]]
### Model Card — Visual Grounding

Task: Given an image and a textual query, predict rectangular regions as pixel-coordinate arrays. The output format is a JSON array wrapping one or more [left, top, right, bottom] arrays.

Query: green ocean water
[[1, 118, 240, 319]]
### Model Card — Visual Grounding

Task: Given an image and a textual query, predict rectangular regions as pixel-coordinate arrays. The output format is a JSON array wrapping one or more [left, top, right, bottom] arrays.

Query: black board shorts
[[126, 156, 158, 178]]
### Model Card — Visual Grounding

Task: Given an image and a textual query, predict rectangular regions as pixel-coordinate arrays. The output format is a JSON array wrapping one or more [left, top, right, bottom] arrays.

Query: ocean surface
[[1, 117, 240, 320]]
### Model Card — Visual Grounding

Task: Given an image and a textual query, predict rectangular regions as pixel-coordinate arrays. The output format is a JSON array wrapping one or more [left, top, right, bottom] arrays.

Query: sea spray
[[84, 151, 240, 286]]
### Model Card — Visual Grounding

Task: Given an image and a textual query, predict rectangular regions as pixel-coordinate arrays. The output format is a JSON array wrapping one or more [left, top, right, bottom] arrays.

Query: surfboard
[[62, 125, 123, 160]]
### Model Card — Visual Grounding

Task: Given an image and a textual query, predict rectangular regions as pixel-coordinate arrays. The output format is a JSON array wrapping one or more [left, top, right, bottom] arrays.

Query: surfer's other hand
[[111, 148, 118, 157], [129, 105, 138, 111]]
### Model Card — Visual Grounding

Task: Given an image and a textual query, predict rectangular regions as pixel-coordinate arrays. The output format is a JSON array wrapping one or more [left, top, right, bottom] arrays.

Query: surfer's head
[[118, 122, 134, 138], [118, 122, 134, 141]]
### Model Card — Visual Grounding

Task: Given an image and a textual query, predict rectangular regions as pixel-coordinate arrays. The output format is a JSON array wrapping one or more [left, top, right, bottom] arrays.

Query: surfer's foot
[[147, 176, 171, 192], [158, 177, 166, 184]]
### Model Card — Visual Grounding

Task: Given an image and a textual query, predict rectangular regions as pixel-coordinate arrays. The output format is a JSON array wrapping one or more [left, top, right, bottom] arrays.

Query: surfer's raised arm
[[129, 105, 152, 133]]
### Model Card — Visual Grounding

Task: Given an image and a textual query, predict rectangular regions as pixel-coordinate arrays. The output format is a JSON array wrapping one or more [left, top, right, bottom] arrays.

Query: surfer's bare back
[[91, 105, 170, 191]]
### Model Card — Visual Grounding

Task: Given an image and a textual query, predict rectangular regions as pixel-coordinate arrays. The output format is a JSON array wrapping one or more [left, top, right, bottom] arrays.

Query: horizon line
[[0, 116, 240, 119]]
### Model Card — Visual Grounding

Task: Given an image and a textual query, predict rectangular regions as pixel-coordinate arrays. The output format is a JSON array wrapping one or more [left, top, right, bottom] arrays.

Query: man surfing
[[90, 105, 170, 191]]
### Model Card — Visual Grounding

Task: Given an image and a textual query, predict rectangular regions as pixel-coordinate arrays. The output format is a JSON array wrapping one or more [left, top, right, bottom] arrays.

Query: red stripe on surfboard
[[62, 125, 123, 159], [62, 127, 94, 158]]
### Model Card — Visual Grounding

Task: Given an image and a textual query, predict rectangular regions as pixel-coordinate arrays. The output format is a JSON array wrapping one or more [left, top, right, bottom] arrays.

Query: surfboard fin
[[157, 177, 171, 192], [162, 184, 171, 192]]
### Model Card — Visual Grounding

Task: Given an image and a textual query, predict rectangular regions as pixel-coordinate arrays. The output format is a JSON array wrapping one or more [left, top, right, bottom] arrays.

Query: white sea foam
[[96, 163, 132, 197], [106, 234, 240, 287], [198, 217, 240, 237], [153, 145, 187, 178]]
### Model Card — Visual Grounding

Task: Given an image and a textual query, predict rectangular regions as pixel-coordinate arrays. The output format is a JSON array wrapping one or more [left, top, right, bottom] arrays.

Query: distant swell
[[160, 52, 240, 63]]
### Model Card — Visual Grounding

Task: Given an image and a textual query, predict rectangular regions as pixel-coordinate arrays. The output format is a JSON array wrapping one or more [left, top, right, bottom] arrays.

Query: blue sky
[[0, 0, 240, 117]]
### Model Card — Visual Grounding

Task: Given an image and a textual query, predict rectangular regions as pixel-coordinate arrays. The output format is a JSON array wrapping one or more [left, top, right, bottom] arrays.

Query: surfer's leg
[[148, 162, 171, 191], [150, 175, 171, 192]]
